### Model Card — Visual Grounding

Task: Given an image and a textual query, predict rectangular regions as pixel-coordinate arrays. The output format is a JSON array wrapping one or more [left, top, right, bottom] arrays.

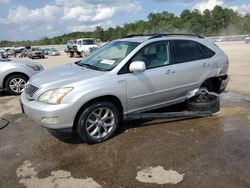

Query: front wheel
[[5, 74, 28, 95], [69, 52, 74, 57], [76, 102, 120, 144]]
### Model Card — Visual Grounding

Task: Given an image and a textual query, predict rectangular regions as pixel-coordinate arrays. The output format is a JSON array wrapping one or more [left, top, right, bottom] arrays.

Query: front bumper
[[20, 93, 76, 130]]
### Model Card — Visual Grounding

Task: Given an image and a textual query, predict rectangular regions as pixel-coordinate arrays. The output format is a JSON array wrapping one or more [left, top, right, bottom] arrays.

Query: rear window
[[172, 40, 215, 64], [200, 44, 215, 59], [82, 40, 94, 45], [32, 48, 41, 51]]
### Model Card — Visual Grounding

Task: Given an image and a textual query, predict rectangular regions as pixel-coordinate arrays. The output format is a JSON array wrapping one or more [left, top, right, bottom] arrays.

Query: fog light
[[41, 117, 59, 124]]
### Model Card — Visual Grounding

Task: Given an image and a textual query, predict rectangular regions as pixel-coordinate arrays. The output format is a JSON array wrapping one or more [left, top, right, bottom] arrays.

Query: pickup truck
[[65, 38, 100, 57]]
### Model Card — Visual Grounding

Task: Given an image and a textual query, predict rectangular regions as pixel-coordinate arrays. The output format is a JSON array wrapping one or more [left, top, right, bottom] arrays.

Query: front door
[[124, 41, 180, 113]]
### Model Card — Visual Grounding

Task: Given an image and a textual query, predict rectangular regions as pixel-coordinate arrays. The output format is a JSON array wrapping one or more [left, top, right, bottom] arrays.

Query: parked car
[[28, 48, 45, 59], [42, 48, 50, 55], [21, 34, 229, 143], [12, 45, 25, 53], [0, 51, 8, 59], [245, 37, 250, 44], [0, 57, 43, 95], [48, 49, 60, 56], [4, 48, 14, 56]]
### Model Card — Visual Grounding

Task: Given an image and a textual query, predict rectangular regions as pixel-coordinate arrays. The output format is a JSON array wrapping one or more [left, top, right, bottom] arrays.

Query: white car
[[0, 58, 43, 95], [245, 37, 250, 44], [48, 49, 60, 56]]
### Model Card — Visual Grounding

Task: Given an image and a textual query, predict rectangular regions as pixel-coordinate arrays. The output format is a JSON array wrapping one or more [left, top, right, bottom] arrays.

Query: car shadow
[[0, 91, 13, 97], [48, 102, 195, 144], [48, 129, 83, 144]]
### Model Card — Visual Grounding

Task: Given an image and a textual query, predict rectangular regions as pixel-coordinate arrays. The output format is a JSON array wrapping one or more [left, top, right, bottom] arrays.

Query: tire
[[5, 74, 28, 95], [76, 102, 120, 144], [69, 52, 74, 58], [187, 95, 220, 113], [76, 52, 81, 57]]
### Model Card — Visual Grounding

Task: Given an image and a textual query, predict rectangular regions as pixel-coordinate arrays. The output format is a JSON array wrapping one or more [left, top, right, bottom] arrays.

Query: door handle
[[166, 69, 176, 74], [202, 62, 210, 67]]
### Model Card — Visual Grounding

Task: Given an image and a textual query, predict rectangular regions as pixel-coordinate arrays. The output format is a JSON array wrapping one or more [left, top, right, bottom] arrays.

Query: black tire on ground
[[5, 74, 28, 95], [76, 101, 120, 144], [187, 95, 220, 113], [76, 52, 81, 57], [69, 52, 74, 57]]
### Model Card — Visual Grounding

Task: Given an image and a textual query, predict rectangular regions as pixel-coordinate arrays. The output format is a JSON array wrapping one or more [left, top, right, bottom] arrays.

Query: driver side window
[[131, 41, 170, 69]]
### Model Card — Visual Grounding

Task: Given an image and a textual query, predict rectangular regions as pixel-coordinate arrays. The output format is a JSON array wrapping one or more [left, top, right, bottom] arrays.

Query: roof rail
[[149, 33, 204, 39], [122, 33, 205, 40], [122, 34, 151, 38]]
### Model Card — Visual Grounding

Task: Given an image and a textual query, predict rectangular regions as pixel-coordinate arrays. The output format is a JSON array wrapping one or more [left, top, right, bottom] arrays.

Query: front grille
[[25, 84, 39, 97]]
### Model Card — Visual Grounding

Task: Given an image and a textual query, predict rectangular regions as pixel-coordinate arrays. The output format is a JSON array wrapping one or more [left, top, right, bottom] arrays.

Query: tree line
[[1, 6, 250, 47]]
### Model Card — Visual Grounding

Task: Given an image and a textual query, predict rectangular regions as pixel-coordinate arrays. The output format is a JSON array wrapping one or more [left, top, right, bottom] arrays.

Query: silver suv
[[21, 34, 229, 143]]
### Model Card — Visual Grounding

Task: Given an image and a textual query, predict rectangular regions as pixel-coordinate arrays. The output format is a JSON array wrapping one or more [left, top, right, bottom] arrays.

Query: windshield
[[32, 48, 41, 51], [83, 40, 94, 45], [78, 41, 139, 71]]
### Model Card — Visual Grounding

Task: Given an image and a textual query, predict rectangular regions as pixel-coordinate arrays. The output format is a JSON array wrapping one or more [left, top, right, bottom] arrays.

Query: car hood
[[0, 59, 42, 66], [30, 63, 105, 88], [12, 59, 37, 64]]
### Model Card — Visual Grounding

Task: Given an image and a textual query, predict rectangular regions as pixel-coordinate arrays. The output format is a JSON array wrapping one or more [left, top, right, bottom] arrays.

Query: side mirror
[[129, 61, 146, 73]]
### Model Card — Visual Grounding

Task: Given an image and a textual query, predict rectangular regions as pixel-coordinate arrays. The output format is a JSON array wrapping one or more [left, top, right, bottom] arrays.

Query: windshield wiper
[[80, 63, 103, 71]]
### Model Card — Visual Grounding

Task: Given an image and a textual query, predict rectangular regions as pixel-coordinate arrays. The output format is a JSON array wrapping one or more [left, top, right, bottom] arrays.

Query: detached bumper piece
[[125, 89, 219, 121], [125, 110, 213, 121]]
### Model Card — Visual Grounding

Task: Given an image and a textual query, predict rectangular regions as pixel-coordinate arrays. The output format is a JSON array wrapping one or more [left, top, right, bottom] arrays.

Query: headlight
[[38, 88, 73, 105], [26, 63, 42, 71]]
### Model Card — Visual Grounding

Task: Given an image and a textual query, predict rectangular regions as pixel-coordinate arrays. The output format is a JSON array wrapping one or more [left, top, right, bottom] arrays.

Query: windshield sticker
[[100, 59, 116, 65]]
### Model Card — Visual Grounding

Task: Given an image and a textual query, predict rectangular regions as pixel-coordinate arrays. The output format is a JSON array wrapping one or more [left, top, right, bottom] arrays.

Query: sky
[[0, 0, 249, 41]]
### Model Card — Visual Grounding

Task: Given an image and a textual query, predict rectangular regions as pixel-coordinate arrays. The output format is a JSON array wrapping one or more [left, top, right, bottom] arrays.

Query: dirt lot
[[0, 42, 250, 188]]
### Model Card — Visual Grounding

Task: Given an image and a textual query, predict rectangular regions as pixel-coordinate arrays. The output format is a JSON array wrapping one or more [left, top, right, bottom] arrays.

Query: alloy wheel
[[85, 107, 115, 139], [9, 78, 26, 93]]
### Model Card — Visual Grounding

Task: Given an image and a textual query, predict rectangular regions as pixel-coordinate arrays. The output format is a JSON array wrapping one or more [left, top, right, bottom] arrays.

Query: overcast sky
[[0, 0, 249, 41]]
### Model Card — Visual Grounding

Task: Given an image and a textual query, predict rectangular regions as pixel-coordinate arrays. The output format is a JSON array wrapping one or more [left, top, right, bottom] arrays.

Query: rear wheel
[[76, 102, 120, 144], [5, 74, 28, 95], [76, 52, 81, 57]]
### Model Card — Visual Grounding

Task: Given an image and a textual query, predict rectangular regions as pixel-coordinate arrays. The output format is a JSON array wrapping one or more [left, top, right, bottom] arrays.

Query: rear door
[[170, 40, 215, 97]]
